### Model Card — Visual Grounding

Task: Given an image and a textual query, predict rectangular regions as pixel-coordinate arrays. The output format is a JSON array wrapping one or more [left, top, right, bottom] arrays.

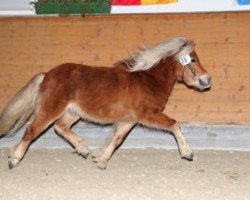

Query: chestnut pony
[[0, 37, 211, 169]]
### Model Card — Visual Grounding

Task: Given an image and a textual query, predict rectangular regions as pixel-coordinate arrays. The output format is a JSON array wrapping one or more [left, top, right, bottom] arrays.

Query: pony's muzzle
[[198, 74, 211, 90]]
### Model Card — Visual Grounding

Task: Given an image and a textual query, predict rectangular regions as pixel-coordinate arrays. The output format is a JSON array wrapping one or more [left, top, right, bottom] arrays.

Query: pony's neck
[[145, 57, 179, 97]]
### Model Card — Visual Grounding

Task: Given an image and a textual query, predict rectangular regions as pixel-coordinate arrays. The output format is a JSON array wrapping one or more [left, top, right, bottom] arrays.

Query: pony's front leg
[[139, 112, 193, 160], [170, 123, 193, 160], [92, 122, 135, 169]]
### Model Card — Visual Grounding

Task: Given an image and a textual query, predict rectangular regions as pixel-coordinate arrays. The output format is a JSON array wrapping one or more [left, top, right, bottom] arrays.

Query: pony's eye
[[191, 58, 196, 63]]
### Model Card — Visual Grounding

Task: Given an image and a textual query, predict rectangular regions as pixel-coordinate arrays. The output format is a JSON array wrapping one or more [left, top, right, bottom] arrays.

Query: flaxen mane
[[127, 37, 195, 72]]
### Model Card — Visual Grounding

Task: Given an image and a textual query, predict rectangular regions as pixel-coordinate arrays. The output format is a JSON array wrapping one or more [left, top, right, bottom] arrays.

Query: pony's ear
[[185, 40, 196, 48], [175, 39, 194, 54], [182, 39, 196, 49], [175, 39, 196, 60]]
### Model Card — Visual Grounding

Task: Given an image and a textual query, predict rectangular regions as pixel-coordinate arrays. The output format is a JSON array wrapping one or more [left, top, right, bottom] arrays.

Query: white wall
[[112, 0, 250, 14], [0, 0, 249, 16], [0, 0, 34, 15]]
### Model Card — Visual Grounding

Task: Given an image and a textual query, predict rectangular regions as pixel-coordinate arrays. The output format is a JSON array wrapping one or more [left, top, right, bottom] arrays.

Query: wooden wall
[[0, 13, 249, 124]]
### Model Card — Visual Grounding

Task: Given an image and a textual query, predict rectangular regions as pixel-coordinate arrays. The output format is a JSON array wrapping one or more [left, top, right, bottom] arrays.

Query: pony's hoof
[[91, 156, 108, 169], [73, 147, 90, 159], [8, 156, 20, 169], [181, 153, 193, 161], [79, 151, 89, 159], [97, 160, 108, 170], [8, 161, 16, 169]]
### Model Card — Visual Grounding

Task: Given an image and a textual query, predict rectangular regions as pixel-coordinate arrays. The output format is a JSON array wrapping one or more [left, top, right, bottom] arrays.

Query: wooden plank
[[0, 12, 250, 124]]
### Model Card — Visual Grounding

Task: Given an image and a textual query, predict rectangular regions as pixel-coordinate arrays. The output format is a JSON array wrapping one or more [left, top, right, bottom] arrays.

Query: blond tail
[[0, 73, 45, 137]]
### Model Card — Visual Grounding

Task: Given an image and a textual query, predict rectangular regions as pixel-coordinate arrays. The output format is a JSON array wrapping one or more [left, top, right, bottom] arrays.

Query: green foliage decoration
[[32, 0, 111, 16]]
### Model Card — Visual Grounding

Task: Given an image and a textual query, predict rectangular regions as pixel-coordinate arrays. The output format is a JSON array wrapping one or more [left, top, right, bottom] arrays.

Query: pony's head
[[127, 37, 211, 91], [175, 39, 211, 91]]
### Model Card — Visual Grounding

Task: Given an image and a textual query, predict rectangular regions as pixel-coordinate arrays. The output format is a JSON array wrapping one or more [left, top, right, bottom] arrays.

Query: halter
[[187, 63, 197, 77], [179, 55, 197, 77]]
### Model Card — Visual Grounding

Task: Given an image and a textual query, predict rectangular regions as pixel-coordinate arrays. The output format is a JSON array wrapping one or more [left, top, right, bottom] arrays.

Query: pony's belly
[[67, 104, 112, 124], [67, 103, 124, 124]]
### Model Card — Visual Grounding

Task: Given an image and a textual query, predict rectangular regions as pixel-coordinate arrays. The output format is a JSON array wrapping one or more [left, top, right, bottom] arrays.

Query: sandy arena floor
[[0, 148, 249, 200]]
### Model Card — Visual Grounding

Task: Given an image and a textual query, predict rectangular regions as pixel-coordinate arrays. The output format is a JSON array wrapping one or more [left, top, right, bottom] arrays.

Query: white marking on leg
[[171, 123, 193, 159], [9, 141, 29, 167]]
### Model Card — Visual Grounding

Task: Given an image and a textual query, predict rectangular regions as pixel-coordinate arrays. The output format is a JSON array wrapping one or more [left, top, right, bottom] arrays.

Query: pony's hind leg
[[92, 122, 134, 169], [8, 108, 65, 169], [54, 112, 89, 158]]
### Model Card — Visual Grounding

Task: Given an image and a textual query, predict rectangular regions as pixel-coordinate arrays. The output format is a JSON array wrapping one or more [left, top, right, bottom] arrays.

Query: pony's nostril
[[199, 79, 206, 86], [199, 75, 211, 87]]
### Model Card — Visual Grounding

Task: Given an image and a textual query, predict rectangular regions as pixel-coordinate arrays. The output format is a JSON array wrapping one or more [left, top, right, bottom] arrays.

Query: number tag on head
[[179, 55, 191, 66]]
